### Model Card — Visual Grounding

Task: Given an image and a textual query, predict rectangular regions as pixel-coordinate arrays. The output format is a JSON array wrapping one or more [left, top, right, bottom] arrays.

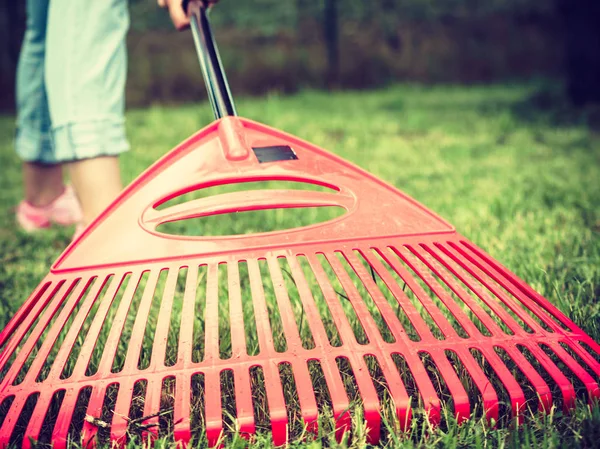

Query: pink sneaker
[[16, 186, 83, 232]]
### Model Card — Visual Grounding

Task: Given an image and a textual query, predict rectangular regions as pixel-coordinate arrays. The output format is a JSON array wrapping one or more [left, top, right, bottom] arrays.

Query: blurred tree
[[324, 0, 339, 86], [557, 0, 600, 106], [296, 0, 312, 44], [379, 0, 402, 51], [0, 0, 25, 111]]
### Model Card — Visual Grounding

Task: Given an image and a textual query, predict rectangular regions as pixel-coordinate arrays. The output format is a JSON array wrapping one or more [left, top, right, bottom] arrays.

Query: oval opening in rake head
[[154, 179, 340, 211], [156, 205, 347, 237]]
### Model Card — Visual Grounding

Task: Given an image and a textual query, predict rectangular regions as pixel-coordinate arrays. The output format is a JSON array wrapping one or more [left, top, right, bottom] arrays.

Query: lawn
[[0, 83, 599, 448]]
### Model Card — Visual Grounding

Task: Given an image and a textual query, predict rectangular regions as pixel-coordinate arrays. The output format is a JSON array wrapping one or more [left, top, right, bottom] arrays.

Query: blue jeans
[[15, 0, 130, 164]]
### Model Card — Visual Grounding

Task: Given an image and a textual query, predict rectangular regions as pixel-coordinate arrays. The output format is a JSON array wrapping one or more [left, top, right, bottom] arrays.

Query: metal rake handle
[[186, 1, 237, 119]]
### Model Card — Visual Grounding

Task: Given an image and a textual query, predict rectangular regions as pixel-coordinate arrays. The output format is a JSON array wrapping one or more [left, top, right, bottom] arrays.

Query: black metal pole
[[189, 4, 237, 119]]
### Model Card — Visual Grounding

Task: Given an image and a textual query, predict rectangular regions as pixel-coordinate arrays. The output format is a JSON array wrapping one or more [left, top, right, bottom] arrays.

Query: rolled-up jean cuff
[[15, 127, 56, 164], [51, 120, 129, 163]]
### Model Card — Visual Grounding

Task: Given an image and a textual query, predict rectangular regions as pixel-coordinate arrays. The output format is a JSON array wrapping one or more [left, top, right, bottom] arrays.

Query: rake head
[[0, 116, 599, 448]]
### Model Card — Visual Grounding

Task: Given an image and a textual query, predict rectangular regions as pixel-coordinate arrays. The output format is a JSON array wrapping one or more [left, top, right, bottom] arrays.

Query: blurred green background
[[1, 0, 599, 110]]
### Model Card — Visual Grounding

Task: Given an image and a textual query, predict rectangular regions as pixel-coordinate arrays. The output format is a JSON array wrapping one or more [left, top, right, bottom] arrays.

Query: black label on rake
[[252, 145, 298, 163]]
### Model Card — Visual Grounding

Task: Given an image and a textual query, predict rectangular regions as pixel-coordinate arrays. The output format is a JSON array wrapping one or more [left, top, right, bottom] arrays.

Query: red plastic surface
[[0, 116, 599, 447]]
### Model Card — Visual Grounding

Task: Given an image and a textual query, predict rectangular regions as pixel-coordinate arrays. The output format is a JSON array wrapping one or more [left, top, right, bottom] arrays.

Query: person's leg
[[16, 0, 66, 206], [22, 163, 64, 207], [46, 0, 130, 226], [68, 157, 123, 224]]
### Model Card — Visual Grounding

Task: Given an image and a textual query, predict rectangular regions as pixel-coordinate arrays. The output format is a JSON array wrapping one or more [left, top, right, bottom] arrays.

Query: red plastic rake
[[1, 3, 600, 448]]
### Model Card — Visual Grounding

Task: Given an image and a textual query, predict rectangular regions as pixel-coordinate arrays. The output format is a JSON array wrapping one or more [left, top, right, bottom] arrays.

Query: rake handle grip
[[186, 0, 237, 119]]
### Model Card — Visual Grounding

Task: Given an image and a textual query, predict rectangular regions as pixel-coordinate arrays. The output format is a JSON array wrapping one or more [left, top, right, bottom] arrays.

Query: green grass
[[0, 82, 599, 448]]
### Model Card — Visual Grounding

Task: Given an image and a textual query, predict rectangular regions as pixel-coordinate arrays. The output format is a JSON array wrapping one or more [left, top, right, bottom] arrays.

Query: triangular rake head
[[1, 117, 599, 448]]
